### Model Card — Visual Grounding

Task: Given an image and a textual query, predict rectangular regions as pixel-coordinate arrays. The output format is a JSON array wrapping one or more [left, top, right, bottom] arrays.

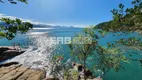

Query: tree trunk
[[83, 55, 87, 80]]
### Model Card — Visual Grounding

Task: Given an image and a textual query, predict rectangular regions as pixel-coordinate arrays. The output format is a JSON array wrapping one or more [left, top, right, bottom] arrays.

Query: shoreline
[[0, 62, 46, 80], [0, 46, 25, 62]]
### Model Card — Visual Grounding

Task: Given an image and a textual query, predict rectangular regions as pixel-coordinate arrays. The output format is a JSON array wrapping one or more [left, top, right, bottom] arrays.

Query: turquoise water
[[0, 28, 142, 80], [104, 61, 142, 80], [0, 34, 29, 47]]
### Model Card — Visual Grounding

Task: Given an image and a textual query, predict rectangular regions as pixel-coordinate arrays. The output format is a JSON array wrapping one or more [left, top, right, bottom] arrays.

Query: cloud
[[0, 13, 58, 26], [0, 13, 88, 28], [0, 13, 17, 20]]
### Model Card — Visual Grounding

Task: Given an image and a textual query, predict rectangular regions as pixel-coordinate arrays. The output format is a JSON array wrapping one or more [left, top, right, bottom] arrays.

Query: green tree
[[0, 0, 28, 4], [95, 0, 142, 71], [96, 0, 142, 32], [51, 0, 142, 79], [69, 27, 128, 79], [0, 18, 33, 40], [0, 0, 32, 40], [109, 0, 142, 57], [50, 0, 142, 79]]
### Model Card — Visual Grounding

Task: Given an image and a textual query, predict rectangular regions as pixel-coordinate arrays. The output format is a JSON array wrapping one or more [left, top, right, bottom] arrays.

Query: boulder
[[0, 47, 9, 53], [0, 46, 25, 62]]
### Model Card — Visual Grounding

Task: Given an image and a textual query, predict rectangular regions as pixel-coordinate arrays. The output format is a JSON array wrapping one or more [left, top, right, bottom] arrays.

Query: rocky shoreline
[[0, 46, 25, 62], [0, 46, 102, 80], [0, 62, 46, 80], [0, 46, 59, 80]]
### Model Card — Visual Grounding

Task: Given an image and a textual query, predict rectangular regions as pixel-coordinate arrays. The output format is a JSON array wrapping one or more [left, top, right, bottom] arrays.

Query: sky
[[0, 0, 132, 27]]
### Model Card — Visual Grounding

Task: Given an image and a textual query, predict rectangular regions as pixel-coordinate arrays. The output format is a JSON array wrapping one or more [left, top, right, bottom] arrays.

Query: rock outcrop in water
[[0, 62, 46, 80], [0, 46, 25, 62]]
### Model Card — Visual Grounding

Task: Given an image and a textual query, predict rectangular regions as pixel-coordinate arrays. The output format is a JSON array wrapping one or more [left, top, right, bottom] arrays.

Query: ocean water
[[0, 28, 142, 80]]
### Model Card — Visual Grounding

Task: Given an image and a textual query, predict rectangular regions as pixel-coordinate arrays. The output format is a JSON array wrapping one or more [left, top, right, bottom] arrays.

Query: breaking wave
[[7, 33, 57, 72]]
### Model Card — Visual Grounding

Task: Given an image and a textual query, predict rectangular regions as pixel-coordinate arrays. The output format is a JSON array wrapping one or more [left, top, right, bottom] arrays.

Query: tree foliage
[[0, 0, 32, 40], [0, 18, 33, 40], [0, 0, 28, 4], [95, 0, 142, 74], [68, 27, 128, 79], [96, 0, 142, 32]]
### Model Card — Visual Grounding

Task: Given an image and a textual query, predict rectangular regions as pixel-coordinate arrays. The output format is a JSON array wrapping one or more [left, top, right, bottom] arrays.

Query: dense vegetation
[[96, 0, 142, 32], [96, 0, 142, 52]]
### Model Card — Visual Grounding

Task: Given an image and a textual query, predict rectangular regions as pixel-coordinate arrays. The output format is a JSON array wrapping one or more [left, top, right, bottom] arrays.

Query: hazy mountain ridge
[[33, 24, 75, 29], [0, 22, 76, 29]]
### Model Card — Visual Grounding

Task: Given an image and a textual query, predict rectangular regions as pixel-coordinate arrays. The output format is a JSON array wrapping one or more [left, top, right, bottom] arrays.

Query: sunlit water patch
[[6, 33, 56, 74]]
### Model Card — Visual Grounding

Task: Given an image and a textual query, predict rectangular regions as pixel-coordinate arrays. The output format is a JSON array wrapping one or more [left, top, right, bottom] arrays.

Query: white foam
[[7, 33, 56, 71], [27, 32, 48, 35], [33, 28, 54, 30]]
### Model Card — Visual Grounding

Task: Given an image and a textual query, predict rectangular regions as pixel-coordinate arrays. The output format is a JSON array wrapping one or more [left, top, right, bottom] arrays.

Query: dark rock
[[72, 63, 94, 78], [0, 62, 19, 67], [0, 47, 25, 62], [85, 70, 93, 78], [0, 47, 9, 54]]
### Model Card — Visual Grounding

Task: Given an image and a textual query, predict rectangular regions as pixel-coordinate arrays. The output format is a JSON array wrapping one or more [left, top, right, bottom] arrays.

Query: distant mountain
[[0, 22, 9, 27], [0, 22, 76, 29], [33, 24, 76, 29]]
